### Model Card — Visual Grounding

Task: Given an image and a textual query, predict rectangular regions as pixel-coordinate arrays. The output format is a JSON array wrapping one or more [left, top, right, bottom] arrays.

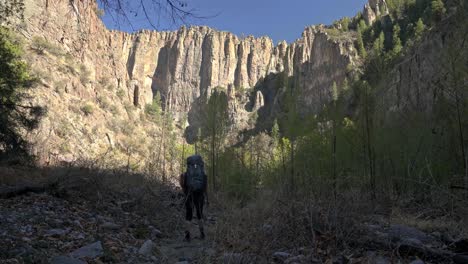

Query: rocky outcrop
[[363, 0, 389, 25], [125, 24, 358, 120], [19, 0, 360, 149]]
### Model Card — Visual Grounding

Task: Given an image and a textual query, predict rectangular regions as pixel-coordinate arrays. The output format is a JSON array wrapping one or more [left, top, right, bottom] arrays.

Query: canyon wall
[[22, 0, 454, 166]]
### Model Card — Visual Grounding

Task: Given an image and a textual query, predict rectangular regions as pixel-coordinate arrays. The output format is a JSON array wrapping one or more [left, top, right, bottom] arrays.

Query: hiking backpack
[[185, 155, 207, 192]]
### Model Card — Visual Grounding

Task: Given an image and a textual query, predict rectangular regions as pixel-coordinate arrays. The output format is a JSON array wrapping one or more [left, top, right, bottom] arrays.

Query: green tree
[[372, 31, 385, 56], [0, 27, 43, 160], [203, 88, 230, 192], [0, 0, 24, 26], [145, 91, 162, 123], [341, 17, 351, 31], [354, 81, 376, 199], [356, 20, 368, 59], [357, 30, 367, 59], [430, 0, 446, 23], [392, 24, 403, 55], [330, 82, 339, 199], [414, 18, 425, 40]]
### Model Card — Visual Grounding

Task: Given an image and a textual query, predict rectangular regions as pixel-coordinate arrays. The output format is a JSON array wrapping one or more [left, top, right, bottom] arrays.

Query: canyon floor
[[0, 167, 467, 264]]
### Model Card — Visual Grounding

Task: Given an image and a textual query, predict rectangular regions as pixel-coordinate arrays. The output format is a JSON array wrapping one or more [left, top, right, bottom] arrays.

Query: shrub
[[79, 65, 91, 84], [31, 36, 64, 56], [54, 80, 67, 94], [97, 96, 110, 110], [106, 84, 114, 91], [117, 89, 125, 99], [93, 6, 105, 18], [55, 121, 71, 138], [144, 101, 161, 123], [109, 105, 119, 116], [81, 103, 94, 116]]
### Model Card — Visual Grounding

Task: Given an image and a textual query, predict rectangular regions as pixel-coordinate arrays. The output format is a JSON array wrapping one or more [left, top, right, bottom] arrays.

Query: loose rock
[[50, 256, 86, 264], [70, 241, 103, 259], [138, 239, 155, 256]]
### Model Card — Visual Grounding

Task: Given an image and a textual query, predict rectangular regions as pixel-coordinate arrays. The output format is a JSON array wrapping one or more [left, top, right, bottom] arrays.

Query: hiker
[[179, 155, 208, 241]]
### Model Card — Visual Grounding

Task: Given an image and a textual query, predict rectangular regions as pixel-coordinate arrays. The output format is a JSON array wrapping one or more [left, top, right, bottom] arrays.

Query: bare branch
[[98, 0, 218, 31]]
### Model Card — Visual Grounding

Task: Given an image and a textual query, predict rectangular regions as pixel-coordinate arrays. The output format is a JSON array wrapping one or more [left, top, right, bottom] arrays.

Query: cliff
[[18, 0, 362, 154]]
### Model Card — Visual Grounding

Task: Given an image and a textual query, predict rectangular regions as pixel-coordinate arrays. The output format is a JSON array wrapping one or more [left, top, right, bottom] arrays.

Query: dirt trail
[[157, 212, 218, 263]]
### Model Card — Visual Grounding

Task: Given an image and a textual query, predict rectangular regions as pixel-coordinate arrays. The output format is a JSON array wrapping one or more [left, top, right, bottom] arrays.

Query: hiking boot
[[198, 219, 205, 239], [184, 230, 191, 242]]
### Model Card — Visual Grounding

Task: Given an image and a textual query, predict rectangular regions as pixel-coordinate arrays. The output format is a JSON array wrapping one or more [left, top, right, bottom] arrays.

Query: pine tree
[[271, 119, 280, 145], [414, 18, 425, 40], [331, 82, 339, 199], [372, 31, 385, 57], [341, 17, 350, 31], [0, 27, 43, 159], [431, 0, 446, 23], [357, 29, 367, 59], [145, 91, 162, 123], [204, 88, 230, 192], [0, 0, 25, 25], [392, 24, 403, 55]]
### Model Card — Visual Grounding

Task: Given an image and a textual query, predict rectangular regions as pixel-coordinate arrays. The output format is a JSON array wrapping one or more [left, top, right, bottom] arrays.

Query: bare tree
[[99, 0, 214, 30]]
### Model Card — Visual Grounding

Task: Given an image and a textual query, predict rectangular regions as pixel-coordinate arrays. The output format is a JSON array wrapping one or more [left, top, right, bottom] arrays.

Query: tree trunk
[[290, 140, 295, 194], [332, 121, 337, 200], [365, 87, 376, 200]]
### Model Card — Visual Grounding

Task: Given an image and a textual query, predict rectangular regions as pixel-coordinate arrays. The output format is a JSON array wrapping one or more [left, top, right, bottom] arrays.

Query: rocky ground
[[0, 189, 218, 264], [1, 183, 467, 264]]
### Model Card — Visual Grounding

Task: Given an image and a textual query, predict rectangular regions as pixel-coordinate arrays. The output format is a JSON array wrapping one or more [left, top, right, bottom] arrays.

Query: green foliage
[[356, 20, 368, 59], [97, 96, 110, 110], [392, 24, 403, 55], [372, 31, 385, 57], [79, 65, 91, 84], [93, 6, 105, 18], [199, 88, 230, 191], [333, 16, 351, 32], [387, 0, 406, 18], [31, 36, 64, 56], [81, 103, 94, 116], [109, 105, 119, 116], [54, 79, 66, 94], [414, 18, 426, 40], [331, 82, 339, 102], [341, 17, 351, 31], [144, 92, 162, 123], [116, 89, 125, 99], [0, 0, 25, 26], [430, 0, 446, 22], [0, 27, 43, 159]]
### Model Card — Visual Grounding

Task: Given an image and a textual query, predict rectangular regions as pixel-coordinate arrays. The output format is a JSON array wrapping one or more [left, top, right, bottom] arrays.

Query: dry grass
[[213, 190, 374, 261], [213, 187, 468, 262]]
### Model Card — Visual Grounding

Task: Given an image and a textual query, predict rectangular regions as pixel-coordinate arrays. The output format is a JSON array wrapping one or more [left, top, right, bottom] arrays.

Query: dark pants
[[185, 191, 204, 221]]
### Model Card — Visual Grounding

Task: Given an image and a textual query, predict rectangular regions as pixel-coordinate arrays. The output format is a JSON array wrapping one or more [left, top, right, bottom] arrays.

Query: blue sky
[[99, 0, 368, 43]]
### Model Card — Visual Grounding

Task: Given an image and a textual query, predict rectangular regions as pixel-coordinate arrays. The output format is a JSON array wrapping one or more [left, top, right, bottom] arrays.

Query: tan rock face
[[19, 0, 361, 153], [363, 0, 389, 25]]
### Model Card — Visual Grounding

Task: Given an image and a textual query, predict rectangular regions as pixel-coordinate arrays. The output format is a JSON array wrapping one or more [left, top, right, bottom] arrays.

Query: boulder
[[138, 239, 155, 256], [273, 251, 291, 261], [50, 256, 86, 264], [389, 224, 431, 243], [70, 241, 103, 259], [100, 222, 120, 230]]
